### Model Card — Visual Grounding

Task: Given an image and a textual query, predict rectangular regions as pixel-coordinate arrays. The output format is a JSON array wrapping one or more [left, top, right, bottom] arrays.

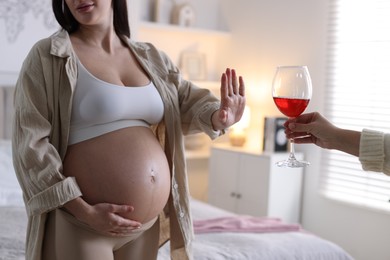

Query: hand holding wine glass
[[272, 65, 312, 167]]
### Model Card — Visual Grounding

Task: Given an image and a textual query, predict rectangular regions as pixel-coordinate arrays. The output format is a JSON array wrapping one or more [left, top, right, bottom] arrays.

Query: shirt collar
[[49, 29, 74, 58]]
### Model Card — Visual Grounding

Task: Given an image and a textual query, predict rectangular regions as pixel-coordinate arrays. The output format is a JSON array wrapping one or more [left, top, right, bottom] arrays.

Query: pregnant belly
[[63, 127, 171, 223]]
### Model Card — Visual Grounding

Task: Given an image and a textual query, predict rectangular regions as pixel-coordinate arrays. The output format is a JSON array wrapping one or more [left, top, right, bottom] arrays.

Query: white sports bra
[[68, 60, 164, 145]]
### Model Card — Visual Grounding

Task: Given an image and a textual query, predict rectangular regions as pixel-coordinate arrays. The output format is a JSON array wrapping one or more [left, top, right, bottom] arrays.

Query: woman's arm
[[285, 112, 361, 157], [286, 112, 390, 175], [12, 43, 82, 216]]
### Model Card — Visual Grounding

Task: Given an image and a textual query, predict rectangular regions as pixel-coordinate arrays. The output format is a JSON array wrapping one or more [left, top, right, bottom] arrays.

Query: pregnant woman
[[11, 0, 246, 260]]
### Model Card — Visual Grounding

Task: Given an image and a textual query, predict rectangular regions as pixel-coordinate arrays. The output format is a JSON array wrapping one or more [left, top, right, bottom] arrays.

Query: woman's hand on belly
[[64, 197, 142, 237]]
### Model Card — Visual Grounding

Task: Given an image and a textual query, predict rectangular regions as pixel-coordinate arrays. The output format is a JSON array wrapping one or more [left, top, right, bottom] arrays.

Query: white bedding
[[0, 139, 23, 207], [0, 139, 354, 260], [158, 200, 354, 260]]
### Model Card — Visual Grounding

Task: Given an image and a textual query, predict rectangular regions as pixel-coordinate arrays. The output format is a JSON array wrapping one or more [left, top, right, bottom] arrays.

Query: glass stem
[[290, 138, 295, 153], [289, 139, 297, 160]]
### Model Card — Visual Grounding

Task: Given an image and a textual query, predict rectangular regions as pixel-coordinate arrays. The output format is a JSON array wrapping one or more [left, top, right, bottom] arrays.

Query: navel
[[150, 169, 156, 183]]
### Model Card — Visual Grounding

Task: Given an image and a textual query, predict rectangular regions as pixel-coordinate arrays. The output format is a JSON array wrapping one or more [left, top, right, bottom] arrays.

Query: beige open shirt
[[12, 29, 223, 260]]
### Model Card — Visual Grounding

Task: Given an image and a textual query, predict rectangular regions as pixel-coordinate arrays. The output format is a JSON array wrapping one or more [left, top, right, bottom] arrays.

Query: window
[[321, 0, 390, 213]]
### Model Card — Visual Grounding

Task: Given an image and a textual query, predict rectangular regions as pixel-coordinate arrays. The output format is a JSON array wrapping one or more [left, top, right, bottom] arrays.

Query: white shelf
[[139, 21, 231, 39]]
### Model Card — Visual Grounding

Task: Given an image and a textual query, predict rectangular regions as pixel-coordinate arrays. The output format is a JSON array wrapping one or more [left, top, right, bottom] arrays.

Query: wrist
[[211, 110, 221, 131], [63, 197, 91, 221], [334, 128, 361, 157]]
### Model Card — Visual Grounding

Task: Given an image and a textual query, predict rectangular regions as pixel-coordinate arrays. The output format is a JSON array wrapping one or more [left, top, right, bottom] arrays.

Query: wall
[[0, 0, 58, 74], [217, 0, 326, 151], [217, 1, 390, 260], [136, 0, 224, 31], [133, 0, 229, 81], [0, 0, 58, 138]]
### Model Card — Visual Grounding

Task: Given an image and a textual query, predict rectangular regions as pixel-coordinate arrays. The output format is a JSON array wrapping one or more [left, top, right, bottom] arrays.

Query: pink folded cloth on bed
[[193, 216, 301, 234]]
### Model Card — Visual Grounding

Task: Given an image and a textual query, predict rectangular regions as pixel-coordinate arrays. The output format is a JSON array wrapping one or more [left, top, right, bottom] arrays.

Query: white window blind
[[321, 0, 390, 213]]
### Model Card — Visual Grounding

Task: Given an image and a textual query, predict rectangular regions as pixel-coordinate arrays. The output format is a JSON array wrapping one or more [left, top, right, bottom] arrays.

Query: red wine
[[273, 97, 310, 118]]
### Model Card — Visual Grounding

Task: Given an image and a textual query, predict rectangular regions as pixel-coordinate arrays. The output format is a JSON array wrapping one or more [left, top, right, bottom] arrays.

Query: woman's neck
[[72, 25, 122, 54]]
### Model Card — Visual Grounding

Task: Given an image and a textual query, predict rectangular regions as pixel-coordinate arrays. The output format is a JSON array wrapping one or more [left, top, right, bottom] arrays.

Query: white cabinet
[[208, 144, 304, 223]]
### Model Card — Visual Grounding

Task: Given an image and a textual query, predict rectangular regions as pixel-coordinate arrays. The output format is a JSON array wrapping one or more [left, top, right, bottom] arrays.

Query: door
[[208, 148, 240, 212], [236, 154, 270, 216]]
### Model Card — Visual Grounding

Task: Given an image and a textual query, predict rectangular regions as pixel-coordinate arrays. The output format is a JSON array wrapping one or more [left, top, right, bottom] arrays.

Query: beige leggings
[[42, 209, 160, 260]]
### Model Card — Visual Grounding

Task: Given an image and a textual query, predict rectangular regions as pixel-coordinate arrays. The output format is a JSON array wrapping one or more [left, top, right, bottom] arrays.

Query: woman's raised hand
[[212, 68, 246, 130]]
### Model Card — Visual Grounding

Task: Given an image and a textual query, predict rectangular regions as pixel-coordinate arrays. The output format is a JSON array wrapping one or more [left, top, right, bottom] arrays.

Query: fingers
[[238, 76, 245, 96], [106, 208, 142, 237], [231, 68, 238, 95], [219, 109, 228, 124], [286, 113, 313, 125], [285, 129, 311, 140], [106, 203, 142, 228], [87, 202, 144, 237], [221, 68, 245, 97], [291, 135, 316, 145], [110, 213, 141, 227], [285, 112, 318, 133], [226, 68, 234, 95], [109, 204, 134, 214], [108, 224, 141, 236], [108, 204, 141, 226], [220, 72, 228, 99], [108, 214, 142, 234]]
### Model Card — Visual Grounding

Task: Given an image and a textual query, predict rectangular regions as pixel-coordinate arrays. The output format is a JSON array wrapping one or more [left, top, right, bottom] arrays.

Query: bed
[[0, 85, 354, 260]]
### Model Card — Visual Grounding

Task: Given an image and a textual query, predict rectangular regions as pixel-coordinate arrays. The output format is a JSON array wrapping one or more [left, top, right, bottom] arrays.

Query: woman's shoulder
[[28, 30, 70, 56], [19, 30, 71, 78], [127, 38, 176, 69], [127, 38, 159, 53]]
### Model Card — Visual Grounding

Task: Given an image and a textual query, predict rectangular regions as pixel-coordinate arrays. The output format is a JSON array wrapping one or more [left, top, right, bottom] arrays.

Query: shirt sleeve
[[12, 43, 82, 217], [359, 128, 390, 176], [158, 50, 225, 139]]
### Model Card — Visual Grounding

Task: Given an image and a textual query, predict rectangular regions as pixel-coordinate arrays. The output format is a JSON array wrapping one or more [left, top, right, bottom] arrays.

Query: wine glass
[[272, 65, 312, 167]]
